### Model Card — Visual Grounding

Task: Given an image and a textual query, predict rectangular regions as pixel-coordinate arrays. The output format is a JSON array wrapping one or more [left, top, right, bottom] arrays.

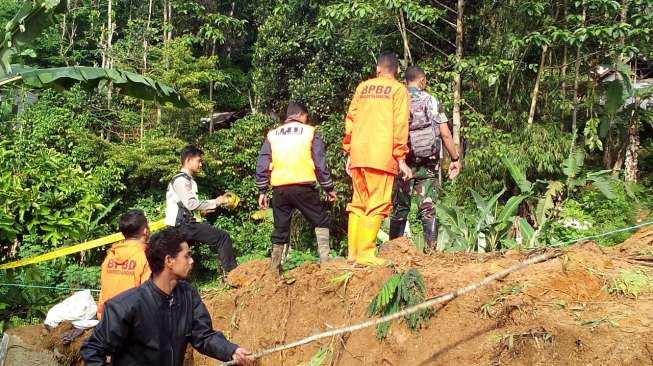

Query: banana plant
[[502, 136, 616, 248], [0, 0, 188, 107], [437, 188, 526, 252]]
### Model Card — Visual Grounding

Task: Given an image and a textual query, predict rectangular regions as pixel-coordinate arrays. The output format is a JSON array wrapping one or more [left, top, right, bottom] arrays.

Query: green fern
[[367, 273, 401, 316], [399, 268, 430, 330], [367, 269, 429, 339]]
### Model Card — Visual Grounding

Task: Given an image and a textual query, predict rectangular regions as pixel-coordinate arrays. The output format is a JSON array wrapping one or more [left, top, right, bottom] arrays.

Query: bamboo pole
[[219, 250, 562, 365]]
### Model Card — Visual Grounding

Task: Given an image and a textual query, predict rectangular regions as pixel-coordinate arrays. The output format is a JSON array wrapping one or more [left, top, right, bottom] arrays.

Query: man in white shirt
[[165, 145, 237, 273]]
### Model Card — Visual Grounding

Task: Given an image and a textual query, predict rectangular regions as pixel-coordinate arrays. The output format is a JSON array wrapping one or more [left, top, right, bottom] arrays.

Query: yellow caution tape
[[0, 219, 168, 270]]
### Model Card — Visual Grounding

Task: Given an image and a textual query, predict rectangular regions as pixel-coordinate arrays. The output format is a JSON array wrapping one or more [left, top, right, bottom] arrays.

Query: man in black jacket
[[81, 227, 252, 366]]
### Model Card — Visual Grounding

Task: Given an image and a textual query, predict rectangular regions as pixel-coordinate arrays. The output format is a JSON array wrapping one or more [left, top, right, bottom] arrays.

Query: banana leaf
[[0, 0, 68, 77], [1, 65, 189, 107]]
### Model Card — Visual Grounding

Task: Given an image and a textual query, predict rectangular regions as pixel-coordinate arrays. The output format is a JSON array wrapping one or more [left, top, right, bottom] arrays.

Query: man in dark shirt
[[81, 227, 252, 366]]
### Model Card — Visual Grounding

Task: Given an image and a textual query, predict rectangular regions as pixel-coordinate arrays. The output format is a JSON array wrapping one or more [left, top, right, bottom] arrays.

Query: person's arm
[[432, 96, 461, 178], [173, 177, 217, 212], [438, 123, 458, 160], [80, 299, 132, 366], [343, 84, 362, 155], [311, 132, 335, 192], [393, 85, 412, 180], [255, 138, 272, 194], [189, 286, 242, 362]]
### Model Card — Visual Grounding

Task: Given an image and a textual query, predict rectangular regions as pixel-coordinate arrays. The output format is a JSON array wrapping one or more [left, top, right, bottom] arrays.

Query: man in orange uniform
[[96, 209, 151, 318], [343, 52, 412, 265]]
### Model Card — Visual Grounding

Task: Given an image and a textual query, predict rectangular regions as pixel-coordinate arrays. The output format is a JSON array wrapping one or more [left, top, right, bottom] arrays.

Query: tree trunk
[[397, 10, 412, 66], [106, 0, 113, 109], [209, 39, 216, 134], [624, 122, 640, 182], [162, 0, 168, 43], [560, 45, 567, 128], [141, 0, 154, 142], [527, 44, 548, 125], [452, 0, 464, 151], [560, 0, 568, 129], [143, 0, 153, 72], [226, 1, 236, 60], [167, 0, 173, 41], [571, 6, 586, 132], [106, 0, 113, 68], [571, 45, 581, 131], [612, 138, 626, 174], [60, 14, 67, 65]]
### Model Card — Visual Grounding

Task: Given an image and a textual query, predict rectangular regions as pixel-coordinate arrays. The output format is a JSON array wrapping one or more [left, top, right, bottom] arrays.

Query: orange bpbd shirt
[[97, 239, 151, 319], [343, 74, 410, 174]]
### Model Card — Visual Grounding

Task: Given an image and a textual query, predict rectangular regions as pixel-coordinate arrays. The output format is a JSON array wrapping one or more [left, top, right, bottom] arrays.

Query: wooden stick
[[219, 250, 561, 365]]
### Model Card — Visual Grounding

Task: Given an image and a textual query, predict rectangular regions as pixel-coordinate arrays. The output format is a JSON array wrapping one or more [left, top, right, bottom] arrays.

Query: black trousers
[[271, 185, 330, 245], [179, 222, 237, 272]]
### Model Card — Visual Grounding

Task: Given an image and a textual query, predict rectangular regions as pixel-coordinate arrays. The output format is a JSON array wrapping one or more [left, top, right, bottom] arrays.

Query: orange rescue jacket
[[97, 239, 151, 318], [268, 121, 317, 186], [343, 74, 410, 174]]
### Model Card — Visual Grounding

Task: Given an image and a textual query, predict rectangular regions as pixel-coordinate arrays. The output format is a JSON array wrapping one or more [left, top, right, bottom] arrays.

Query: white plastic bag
[[44, 290, 99, 329]]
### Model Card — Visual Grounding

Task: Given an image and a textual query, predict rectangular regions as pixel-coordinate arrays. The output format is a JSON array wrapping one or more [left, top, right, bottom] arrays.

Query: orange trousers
[[346, 167, 395, 217]]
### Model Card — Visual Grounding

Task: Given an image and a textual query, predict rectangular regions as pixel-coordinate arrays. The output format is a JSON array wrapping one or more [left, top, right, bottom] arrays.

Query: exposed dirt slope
[[4, 229, 652, 365], [196, 228, 653, 365]]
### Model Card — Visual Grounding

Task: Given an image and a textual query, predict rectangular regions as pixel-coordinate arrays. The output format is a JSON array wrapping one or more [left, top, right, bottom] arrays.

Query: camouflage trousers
[[389, 162, 440, 248]]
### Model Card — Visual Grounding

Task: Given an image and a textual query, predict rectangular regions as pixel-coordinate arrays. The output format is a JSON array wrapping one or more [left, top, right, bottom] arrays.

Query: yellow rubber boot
[[355, 215, 387, 266], [347, 213, 360, 261]]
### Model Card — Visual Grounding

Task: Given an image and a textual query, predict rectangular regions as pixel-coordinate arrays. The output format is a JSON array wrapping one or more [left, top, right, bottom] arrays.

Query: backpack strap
[[170, 172, 193, 195], [169, 172, 195, 225]]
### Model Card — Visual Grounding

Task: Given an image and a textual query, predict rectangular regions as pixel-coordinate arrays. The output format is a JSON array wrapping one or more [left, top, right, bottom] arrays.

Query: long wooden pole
[[219, 250, 561, 365]]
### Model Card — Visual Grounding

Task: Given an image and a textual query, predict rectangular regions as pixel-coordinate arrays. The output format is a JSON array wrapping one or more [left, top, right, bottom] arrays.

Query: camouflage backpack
[[408, 92, 441, 160]]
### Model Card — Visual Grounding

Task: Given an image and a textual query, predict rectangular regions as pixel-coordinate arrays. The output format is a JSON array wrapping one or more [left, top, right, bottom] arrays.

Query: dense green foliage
[[1, 0, 653, 331]]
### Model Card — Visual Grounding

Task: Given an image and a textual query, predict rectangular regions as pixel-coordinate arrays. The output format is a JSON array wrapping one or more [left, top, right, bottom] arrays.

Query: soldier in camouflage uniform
[[389, 66, 461, 250]]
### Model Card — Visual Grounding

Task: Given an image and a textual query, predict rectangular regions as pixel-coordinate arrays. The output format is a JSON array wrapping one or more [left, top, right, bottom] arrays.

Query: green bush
[[545, 182, 650, 246]]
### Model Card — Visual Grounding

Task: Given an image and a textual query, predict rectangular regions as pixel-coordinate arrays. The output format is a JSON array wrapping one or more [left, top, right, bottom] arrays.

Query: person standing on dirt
[[96, 209, 152, 319], [388, 66, 461, 250], [164, 145, 238, 273], [81, 227, 253, 366], [256, 101, 337, 275], [343, 51, 412, 266]]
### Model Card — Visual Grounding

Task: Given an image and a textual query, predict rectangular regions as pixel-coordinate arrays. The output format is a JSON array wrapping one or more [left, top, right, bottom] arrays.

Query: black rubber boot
[[422, 217, 438, 251], [389, 218, 407, 240]]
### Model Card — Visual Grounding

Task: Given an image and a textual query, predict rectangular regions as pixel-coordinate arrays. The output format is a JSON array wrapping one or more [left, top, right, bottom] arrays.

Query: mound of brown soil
[[5, 229, 652, 365], [41, 321, 92, 366], [197, 229, 653, 366]]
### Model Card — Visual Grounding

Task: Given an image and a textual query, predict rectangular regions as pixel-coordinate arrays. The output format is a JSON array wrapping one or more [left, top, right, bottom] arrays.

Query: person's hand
[[232, 347, 254, 365], [345, 155, 352, 177], [214, 195, 226, 206], [326, 191, 337, 202], [398, 159, 412, 181], [258, 194, 269, 209], [448, 160, 461, 179]]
